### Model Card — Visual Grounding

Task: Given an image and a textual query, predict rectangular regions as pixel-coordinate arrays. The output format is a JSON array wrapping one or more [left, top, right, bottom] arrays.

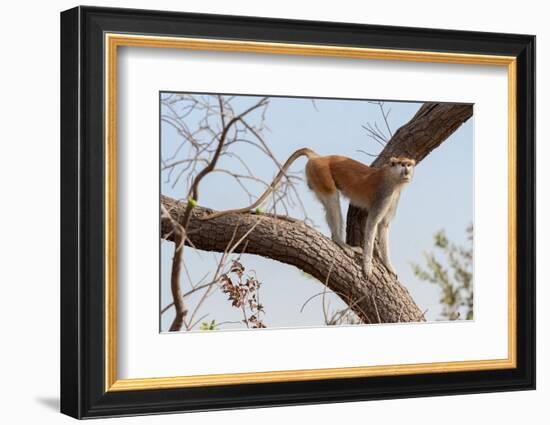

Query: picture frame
[[60, 5, 535, 419]]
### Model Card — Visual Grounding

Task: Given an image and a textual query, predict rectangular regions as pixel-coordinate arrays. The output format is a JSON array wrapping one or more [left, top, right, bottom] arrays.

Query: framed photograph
[[60, 5, 535, 419]]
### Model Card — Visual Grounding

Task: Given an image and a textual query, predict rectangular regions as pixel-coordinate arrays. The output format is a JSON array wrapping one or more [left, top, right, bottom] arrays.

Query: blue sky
[[160, 94, 473, 331]]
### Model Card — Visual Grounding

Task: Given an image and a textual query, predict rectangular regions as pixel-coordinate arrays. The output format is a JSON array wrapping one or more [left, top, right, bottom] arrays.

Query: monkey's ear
[[389, 157, 398, 166], [410, 159, 417, 166]]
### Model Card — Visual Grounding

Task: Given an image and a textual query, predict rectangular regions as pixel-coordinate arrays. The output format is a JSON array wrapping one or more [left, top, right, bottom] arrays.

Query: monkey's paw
[[362, 260, 373, 278], [385, 264, 399, 280], [334, 240, 360, 257], [345, 245, 362, 258]]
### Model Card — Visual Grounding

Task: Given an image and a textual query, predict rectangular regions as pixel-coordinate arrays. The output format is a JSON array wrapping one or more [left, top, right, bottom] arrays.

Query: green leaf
[[200, 319, 217, 331], [410, 224, 473, 321]]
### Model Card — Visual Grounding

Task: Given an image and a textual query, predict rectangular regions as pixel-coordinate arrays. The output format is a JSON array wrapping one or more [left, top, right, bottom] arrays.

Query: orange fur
[[306, 155, 387, 207]]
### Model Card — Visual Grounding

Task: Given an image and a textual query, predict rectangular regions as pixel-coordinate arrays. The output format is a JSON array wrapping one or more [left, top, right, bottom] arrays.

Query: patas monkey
[[203, 148, 415, 278]]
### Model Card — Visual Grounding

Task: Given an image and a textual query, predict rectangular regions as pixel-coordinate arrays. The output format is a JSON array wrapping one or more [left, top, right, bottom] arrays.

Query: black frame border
[[60, 5, 535, 419]]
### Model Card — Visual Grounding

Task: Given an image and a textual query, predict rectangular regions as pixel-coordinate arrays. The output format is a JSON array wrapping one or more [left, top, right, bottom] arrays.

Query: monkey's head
[[389, 157, 416, 183]]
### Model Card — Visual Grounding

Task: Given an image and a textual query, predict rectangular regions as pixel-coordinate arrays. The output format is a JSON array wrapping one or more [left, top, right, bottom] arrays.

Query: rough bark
[[346, 103, 473, 246], [161, 195, 424, 324]]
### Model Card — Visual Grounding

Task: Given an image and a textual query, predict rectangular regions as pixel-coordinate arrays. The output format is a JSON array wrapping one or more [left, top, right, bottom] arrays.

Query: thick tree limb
[[161, 195, 424, 324], [346, 103, 473, 246]]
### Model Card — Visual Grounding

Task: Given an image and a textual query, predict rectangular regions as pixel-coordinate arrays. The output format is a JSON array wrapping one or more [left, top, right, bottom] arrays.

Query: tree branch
[[346, 102, 473, 246], [161, 195, 424, 324]]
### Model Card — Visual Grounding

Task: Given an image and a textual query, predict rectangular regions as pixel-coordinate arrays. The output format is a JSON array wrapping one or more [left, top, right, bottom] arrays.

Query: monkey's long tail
[[201, 147, 318, 220]]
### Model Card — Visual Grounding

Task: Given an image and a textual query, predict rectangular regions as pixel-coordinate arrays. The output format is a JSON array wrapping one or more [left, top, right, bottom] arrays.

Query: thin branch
[[371, 294, 382, 324], [356, 149, 379, 158], [188, 313, 210, 331]]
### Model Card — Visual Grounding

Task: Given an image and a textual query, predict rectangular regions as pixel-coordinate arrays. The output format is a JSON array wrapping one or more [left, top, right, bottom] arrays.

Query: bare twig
[[164, 97, 269, 332], [299, 290, 338, 313], [371, 294, 382, 324]]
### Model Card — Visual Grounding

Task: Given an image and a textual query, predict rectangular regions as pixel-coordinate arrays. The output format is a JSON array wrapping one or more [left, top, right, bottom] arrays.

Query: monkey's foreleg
[[377, 222, 397, 278], [362, 200, 394, 277], [362, 217, 380, 278]]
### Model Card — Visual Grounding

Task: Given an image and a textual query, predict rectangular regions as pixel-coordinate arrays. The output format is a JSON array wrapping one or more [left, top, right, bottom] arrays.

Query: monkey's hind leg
[[318, 192, 346, 248]]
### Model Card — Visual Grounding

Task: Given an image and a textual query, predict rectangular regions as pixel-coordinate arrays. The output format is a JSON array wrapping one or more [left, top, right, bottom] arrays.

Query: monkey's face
[[389, 157, 415, 183]]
